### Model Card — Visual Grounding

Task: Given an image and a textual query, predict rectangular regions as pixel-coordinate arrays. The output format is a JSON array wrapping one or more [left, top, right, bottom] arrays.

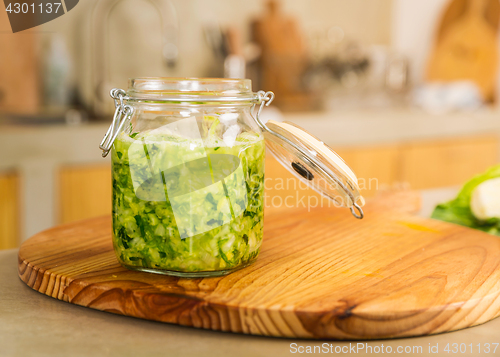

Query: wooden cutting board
[[426, 0, 500, 102], [18, 191, 500, 340], [0, 6, 39, 114]]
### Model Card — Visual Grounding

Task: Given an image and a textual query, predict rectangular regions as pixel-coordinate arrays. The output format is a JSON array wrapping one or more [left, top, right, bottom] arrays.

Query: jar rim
[[126, 77, 258, 103]]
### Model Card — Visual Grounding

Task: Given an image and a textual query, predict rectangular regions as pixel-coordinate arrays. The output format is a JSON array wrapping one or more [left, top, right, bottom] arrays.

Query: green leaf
[[205, 193, 217, 209], [134, 215, 146, 237], [431, 164, 500, 236]]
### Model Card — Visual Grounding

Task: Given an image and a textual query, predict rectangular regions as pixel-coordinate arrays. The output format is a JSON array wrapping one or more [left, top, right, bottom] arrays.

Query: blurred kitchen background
[[2, 0, 500, 248]]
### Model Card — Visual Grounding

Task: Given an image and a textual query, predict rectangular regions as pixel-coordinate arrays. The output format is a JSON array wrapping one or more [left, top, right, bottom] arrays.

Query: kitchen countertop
[[1, 188, 500, 357], [286, 107, 500, 147]]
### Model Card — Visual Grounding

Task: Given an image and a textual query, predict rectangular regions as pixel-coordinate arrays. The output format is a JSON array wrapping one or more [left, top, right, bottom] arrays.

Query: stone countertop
[[1, 188, 500, 357], [286, 107, 500, 147]]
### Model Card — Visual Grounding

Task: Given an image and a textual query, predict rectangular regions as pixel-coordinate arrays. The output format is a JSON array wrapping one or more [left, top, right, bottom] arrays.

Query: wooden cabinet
[[340, 135, 499, 194], [58, 164, 112, 224], [337, 136, 499, 194], [335, 145, 401, 196], [400, 136, 499, 189], [0, 172, 20, 249]]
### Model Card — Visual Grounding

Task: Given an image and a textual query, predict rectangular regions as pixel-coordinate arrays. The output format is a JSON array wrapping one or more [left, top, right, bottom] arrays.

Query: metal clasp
[[99, 88, 135, 158], [350, 202, 364, 219], [252, 90, 275, 130]]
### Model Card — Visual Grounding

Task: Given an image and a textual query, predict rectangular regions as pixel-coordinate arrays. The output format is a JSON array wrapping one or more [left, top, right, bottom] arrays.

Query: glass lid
[[254, 92, 365, 219]]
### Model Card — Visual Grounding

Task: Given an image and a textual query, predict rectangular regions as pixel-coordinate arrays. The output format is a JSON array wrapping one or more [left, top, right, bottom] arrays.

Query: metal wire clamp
[[252, 90, 275, 129], [99, 88, 135, 157]]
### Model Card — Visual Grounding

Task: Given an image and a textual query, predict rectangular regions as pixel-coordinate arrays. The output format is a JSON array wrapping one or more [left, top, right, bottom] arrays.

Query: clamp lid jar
[[100, 78, 364, 277]]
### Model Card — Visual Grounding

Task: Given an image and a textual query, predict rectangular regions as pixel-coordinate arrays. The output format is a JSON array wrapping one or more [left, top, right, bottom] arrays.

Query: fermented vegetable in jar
[[100, 78, 365, 277], [111, 121, 265, 275]]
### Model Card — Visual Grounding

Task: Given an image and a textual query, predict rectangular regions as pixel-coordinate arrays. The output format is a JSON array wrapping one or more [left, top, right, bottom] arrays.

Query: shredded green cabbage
[[111, 118, 265, 274]]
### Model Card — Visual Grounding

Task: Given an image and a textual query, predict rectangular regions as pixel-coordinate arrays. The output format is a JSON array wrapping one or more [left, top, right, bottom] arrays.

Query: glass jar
[[100, 77, 365, 277]]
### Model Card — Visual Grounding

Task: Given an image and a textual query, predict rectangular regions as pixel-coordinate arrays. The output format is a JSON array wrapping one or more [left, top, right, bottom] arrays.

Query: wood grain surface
[[18, 191, 500, 339], [0, 171, 19, 249], [58, 164, 112, 224], [252, 0, 318, 111], [0, 8, 39, 114], [426, 0, 500, 102]]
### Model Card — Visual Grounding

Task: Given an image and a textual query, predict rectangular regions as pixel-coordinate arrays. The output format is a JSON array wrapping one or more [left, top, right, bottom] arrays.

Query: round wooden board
[[18, 192, 500, 339]]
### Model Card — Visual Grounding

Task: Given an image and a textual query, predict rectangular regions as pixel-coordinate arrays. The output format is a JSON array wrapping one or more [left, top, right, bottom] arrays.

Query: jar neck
[[124, 97, 258, 107], [126, 78, 257, 104]]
